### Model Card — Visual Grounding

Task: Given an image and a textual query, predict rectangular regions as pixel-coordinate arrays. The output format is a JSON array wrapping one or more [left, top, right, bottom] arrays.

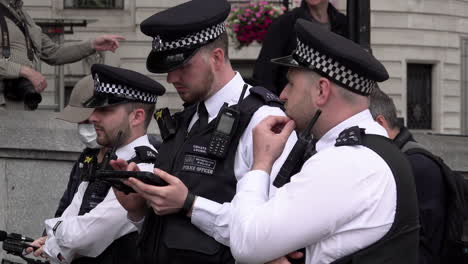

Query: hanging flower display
[[227, 1, 285, 49]]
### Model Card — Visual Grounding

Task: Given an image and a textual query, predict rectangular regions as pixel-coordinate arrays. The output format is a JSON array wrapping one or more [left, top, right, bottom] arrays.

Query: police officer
[[228, 19, 420, 264], [27, 64, 165, 264], [111, 0, 296, 263], [53, 75, 102, 218], [0, 0, 124, 110], [26, 75, 104, 257], [369, 88, 446, 264]]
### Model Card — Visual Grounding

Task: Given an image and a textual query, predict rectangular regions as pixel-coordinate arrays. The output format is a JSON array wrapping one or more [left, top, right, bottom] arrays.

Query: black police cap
[[140, 0, 231, 73], [272, 19, 389, 96], [83, 64, 166, 108]]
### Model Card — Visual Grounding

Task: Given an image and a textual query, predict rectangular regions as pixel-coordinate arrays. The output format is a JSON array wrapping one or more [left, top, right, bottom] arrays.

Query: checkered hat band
[[295, 39, 376, 95], [95, 76, 157, 104], [154, 23, 226, 52]]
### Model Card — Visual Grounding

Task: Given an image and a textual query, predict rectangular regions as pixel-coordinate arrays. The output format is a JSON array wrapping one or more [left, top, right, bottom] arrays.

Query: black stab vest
[[72, 146, 157, 264], [138, 87, 283, 264], [331, 127, 420, 264], [54, 148, 99, 218]]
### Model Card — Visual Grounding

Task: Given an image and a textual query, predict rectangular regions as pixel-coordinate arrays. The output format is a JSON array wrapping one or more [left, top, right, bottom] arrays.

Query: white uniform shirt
[[230, 110, 397, 264], [43, 135, 156, 264], [134, 73, 297, 247]]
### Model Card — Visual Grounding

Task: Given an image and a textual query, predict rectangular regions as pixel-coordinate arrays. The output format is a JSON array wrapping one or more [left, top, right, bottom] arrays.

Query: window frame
[[63, 0, 124, 10], [406, 63, 434, 130], [461, 38, 468, 135]]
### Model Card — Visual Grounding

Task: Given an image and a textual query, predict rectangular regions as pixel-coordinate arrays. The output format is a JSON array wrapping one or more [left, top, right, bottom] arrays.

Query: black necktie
[[190, 102, 208, 134]]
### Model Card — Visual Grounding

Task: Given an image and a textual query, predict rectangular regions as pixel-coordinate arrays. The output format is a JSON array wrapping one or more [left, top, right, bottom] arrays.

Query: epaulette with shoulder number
[[335, 126, 366, 147], [127, 146, 158, 164]]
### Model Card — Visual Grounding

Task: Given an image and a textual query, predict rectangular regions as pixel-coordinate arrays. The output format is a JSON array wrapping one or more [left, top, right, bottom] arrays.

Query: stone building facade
[[21, 0, 468, 135], [352, 0, 468, 135]]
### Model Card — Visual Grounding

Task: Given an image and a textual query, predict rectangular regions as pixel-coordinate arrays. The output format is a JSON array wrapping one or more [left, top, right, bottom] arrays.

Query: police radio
[[207, 103, 239, 158], [273, 110, 322, 188], [207, 84, 248, 158]]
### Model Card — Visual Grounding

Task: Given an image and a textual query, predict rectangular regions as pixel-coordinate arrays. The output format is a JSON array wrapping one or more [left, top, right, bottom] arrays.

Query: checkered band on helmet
[[152, 23, 226, 52], [294, 39, 376, 95], [94, 74, 158, 104]]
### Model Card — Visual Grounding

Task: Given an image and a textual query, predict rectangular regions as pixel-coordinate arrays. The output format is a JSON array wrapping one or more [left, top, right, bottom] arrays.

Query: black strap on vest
[[0, 3, 34, 61], [234, 86, 284, 130], [331, 126, 420, 264], [248, 86, 284, 108], [78, 173, 111, 215], [78, 149, 109, 215]]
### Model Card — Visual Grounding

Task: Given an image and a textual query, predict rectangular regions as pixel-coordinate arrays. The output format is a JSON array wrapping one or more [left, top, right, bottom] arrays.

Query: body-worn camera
[[3, 77, 42, 110]]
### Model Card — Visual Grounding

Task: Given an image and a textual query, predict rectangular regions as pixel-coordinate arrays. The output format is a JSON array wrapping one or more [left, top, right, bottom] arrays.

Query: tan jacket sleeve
[[39, 33, 96, 65]]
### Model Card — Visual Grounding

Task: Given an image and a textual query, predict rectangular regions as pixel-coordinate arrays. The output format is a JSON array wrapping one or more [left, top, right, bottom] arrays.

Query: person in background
[[369, 87, 446, 264], [0, 0, 124, 110], [253, 0, 347, 96]]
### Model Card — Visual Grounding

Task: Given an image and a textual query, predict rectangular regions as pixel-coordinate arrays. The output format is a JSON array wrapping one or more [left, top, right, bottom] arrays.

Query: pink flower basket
[[227, 1, 285, 49]]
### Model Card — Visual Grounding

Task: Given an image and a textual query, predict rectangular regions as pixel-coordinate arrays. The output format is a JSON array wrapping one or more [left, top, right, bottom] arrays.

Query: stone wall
[[0, 111, 82, 262]]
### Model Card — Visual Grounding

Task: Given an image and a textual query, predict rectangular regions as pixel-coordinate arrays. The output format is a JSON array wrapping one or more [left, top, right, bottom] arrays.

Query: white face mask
[[77, 123, 101, 149]]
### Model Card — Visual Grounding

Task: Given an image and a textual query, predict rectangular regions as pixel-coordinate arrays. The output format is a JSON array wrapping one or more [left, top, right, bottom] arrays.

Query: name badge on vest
[[181, 144, 217, 175]]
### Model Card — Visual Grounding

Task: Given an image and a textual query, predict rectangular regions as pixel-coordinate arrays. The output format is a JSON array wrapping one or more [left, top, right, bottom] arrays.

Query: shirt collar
[[315, 109, 388, 152], [203, 72, 249, 121], [115, 135, 152, 161]]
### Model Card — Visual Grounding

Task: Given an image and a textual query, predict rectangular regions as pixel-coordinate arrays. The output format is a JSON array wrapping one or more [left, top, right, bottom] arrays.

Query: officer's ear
[[315, 77, 332, 107], [210, 47, 226, 71], [130, 108, 146, 128]]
